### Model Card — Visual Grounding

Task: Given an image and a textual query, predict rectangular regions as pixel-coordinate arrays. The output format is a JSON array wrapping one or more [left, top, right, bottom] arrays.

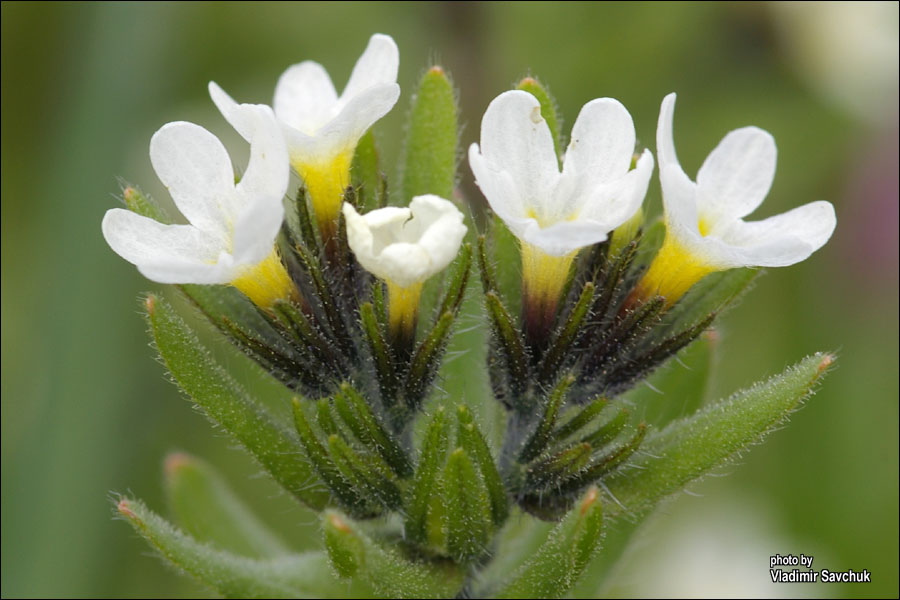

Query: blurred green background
[[2, 2, 897, 597]]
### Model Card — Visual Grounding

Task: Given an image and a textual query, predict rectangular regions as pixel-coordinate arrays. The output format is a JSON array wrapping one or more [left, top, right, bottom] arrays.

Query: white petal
[[371, 243, 432, 288], [343, 197, 466, 288], [713, 200, 836, 267], [407, 195, 467, 278], [468, 143, 527, 222], [149, 121, 235, 238], [234, 104, 289, 204], [563, 97, 635, 184], [697, 126, 776, 223], [520, 219, 612, 257], [342, 33, 399, 101], [274, 61, 339, 134], [577, 148, 654, 230], [209, 81, 252, 141], [101, 208, 232, 284], [478, 90, 560, 219], [660, 163, 701, 240], [344, 203, 408, 283], [312, 83, 400, 158], [656, 93, 681, 172], [231, 105, 289, 263]]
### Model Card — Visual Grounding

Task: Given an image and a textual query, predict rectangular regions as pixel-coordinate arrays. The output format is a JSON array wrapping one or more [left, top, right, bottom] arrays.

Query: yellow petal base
[[634, 234, 717, 306], [521, 243, 576, 342], [521, 243, 576, 316], [387, 281, 424, 339], [231, 249, 296, 309], [294, 150, 353, 235]]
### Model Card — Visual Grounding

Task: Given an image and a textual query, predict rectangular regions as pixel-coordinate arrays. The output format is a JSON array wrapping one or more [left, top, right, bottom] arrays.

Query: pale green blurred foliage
[[2, 2, 897, 597]]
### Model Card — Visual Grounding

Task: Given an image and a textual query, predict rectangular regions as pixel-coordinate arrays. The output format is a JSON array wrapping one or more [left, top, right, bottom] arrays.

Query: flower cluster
[[106, 32, 837, 594]]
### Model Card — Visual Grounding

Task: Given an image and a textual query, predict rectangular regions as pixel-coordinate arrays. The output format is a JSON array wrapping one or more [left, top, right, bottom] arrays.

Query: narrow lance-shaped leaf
[[491, 487, 603, 599], [604, 352, 835, 519], [406, 407, 449, 544], [359, 302, 399, 406], [351, 129, 380, 210], [456, 405, 509, 525], [437, 242, 472, 317], [164, 453, 289, 559], [485, 291, 530, 398], [520, 374, 574, 462], [402, 65, 458, 203], [538, 282, 595, 385], [146, 295, 328, 510], [657, 267, 760, 339], [443, 448, 493, 563], [326, 435, 403, 511], [335, 383, 413, 477], [404, 311, 454, 409], [551, 397, 608, 443], [627, 329, 717, 428], [323, 510, 465, 599], [290, 399, 362, 515], [118, 498, 358, 599], [122, 184, 170, 223]]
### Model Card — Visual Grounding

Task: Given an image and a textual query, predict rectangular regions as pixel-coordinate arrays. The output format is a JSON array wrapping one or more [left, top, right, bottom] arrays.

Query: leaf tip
[[327, 511, 351, 533], [117, 498, 137, 520], [144, 294, 157, 315], [163, 451, 193, 477], [817, 353, 836, 374], [580, 486, 599, 515]]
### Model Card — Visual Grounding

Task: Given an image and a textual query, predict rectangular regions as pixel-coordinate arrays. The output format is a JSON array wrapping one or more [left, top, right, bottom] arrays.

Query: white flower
[[639, 92, 837, 303], [209, 33, 400, 226], [101, 103, 294, 308], [468, 90, 653, 258], [342, 195, 467, 289]]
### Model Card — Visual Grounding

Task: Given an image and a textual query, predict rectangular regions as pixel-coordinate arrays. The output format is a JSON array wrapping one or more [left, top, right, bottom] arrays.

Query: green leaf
[[291, 398, 367, 516], [492, 487, 603, 599], [485, 291, 530, 398], [519, 375, 573, 462], [484, 219, 523, 317], [403, 311, 454, 410], [436, 242, 472, 317], [359, 302, 399, 406], [401, 65, 458, 203], [335, 383, 412, 477], [406, 407, 449, 545], [164, 452, 289, 559], [658, 267, 761, 338], [146, 294, 328, 510], [118, 498, 366, 598], [604, 352, 835, 519], [443, 448, 493, 563], [122, 183, 170, 223], [322, 510, 465, 598], [351, 129, 382, 209], [627, 329, 717, 427], [456, 405, 508, 525], [608, 206, 644, 259], [551, 397, 608, 444], [516, 76, 563, 163], [537, 283, 594, 386], [327, 434, 403, 511]]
